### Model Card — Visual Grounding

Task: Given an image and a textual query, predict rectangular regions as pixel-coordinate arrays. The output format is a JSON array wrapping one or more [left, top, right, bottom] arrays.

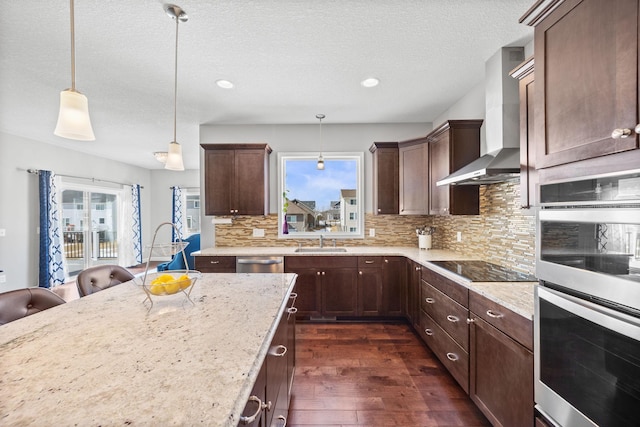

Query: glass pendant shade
[[317, 156, 325, 170], [54, 89, 95, 141], [165, 141, 184, 171]]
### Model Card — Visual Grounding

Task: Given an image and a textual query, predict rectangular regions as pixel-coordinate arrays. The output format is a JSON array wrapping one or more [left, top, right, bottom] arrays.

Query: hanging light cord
[[69, 0, 76, 91], [319, 116, 323, 155], [173, 15, 179, 143]]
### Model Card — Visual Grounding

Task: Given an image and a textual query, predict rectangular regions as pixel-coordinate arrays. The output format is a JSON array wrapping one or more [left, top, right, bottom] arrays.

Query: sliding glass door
[[61, 187, 121, 277]]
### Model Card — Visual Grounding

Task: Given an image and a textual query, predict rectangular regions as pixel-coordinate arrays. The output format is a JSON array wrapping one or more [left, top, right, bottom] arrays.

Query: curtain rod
[[25, 168, 144, 188]]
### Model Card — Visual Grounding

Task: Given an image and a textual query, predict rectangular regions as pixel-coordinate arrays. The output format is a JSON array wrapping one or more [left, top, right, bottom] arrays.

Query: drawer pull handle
[[467, 318, 475, 324], [446, 315, 459, 323], [359, 271, 363, 275], [611, 128, 632, 139], [239, 395, 267, 424], [277, 415, 287, 426], [425, 297, 435, 304], [270, 345, 287, 357], [210, 260, 220, 264], [289, 292, 298, 299], [446, 352, 459, 362], [287, 307, 298, 314], [424, 328, 434, 336], [364, 260, 375, 264], [486, 310, 504, 319], [416, 266, 421, 271]]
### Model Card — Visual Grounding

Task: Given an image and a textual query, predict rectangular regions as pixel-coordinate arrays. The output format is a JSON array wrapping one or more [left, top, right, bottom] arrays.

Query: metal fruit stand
[[139, 222, 201, 310]]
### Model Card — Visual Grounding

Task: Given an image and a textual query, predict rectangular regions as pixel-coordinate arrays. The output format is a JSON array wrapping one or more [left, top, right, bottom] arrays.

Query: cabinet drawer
[[421, 280, 469, 351], [469, 291, 533, 351], [422, 267, 469, 307], [419, 309, 469, 393], [194, 256, 236, 273], [357, 256, 383, 268], [285, 256, 357, 269]]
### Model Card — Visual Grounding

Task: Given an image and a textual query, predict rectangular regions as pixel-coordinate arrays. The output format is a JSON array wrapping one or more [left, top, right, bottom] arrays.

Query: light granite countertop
[[196, 246, 536, 319], [0, 273, 297, 426]]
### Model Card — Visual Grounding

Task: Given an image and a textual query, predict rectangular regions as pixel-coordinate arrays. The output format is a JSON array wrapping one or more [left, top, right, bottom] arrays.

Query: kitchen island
[[0, 273, 297, 426]]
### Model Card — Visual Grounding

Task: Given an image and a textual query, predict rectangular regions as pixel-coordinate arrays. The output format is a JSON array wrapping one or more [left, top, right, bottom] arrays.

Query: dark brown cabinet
[[239, 362, 266, 427], [357, 256, 383, 316], [285, 256, 358, 319], [469, 291, 533, 427], [427, 120, 482, 215], [201, 144, 271, 216], [370, 142, 399, 215], [398, 138, 429, 215], [381, 256, 406, 317], [405, 259, 421, 329], [194, 256, 236, 273], [524, 0, 639, 170]]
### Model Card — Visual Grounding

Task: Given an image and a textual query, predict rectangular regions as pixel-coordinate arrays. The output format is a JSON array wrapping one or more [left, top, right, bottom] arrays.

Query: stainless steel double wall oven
[[535, 171, 640, 427]]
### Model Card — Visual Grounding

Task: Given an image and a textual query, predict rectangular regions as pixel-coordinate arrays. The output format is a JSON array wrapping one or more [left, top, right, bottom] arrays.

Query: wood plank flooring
[[288, 322, 490, 427]]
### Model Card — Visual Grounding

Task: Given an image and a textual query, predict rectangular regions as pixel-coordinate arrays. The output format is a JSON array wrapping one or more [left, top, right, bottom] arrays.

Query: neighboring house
[[323, 201, 341, 231], [286, 199, 317, 232], [340, 189, 357, 232]]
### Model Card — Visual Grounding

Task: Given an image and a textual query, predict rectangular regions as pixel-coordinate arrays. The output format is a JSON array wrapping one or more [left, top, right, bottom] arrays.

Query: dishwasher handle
[[237, 259, 283, 265]]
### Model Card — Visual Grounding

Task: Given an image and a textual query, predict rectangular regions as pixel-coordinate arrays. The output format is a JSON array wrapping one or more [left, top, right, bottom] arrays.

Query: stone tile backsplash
[[213, 182, 536, 275]]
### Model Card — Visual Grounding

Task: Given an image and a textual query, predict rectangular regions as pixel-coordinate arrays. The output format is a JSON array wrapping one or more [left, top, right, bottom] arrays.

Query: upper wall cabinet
[[523, 0, 639, 170], [428, 120, 482, 215], [510, 57, 537, 210], [398, 137, 429, 215], [201, 143, 271, 216], [370, 142, 399, 215]]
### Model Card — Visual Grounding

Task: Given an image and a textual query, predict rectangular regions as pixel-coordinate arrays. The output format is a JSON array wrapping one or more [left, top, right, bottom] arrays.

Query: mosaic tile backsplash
[[213, 182, 536, 275]]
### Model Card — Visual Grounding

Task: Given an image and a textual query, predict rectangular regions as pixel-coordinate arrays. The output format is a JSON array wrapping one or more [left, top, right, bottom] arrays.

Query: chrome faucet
[[319, 234, 324, 248]]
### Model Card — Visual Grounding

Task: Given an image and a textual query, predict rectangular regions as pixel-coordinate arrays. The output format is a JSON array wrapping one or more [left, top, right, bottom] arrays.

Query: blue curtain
[[131, 184, 143, 264], [171, 186, 184, 241], [38, 170, 65, 288]]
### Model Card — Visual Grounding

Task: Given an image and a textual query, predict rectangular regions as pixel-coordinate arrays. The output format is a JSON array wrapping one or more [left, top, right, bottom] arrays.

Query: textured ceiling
[[0, 0, 533, 170]]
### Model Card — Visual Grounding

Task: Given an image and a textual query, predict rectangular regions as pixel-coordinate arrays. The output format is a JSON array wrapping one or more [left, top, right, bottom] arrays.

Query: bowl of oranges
[[138, 270, 201, 308]]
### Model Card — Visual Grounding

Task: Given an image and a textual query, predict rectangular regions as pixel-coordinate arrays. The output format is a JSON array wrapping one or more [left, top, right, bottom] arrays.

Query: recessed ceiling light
[[361, 77, 380, 88], [216, 79, 234, 89]]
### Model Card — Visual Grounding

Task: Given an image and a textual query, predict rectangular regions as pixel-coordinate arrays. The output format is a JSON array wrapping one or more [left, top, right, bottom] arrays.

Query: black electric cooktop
[[429, 260, 537, 282]]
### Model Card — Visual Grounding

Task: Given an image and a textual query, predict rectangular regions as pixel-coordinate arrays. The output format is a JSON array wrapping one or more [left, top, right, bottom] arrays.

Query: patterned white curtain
[[120, 184, 143, 266], [38, 170, 66, 287], [172, 186, 184, 241]]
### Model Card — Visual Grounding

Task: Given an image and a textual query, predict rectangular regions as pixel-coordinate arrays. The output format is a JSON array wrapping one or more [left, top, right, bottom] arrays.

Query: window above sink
[[278, 152, 364, 239]]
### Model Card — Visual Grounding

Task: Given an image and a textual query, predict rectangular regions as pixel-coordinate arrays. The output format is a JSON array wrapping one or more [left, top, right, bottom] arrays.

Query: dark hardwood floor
[[289, 322, 490, 427]]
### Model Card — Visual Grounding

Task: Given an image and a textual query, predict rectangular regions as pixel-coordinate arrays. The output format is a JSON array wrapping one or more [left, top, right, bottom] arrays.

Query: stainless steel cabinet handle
[[611, 128, 632, 139], [364, 260, 375, 264], [486, 310, 504, 319], [239, 395, 267, 424], [276, 415, 287, 427], [209, 260, 220, 264], [317, 271, 321, 276], [237, 259, 282, 265], [467, 318, 475, 324], [415, 266, 421, 271], [635, 124, 640, 134], [424, 328, 434, 336], [425, 297, 435, 304], [270, 345, 287, 357], [290, 292, 298, 299], [322, 271, 325, 276], [377, 208, 382, 212], [287, 307, 298, 314], [359, 271, 363, 275], [446, 352, 459, 362], [446, 315, 459, 323]]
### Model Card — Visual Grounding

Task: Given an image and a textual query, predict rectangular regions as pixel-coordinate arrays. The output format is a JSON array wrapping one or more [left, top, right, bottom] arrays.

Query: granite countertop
[[0, 273, 297, 426], [196, 246, 536, 319]]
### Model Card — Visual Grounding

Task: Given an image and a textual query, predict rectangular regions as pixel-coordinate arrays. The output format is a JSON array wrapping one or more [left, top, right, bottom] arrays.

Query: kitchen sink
[[294, 247, 347, 253]]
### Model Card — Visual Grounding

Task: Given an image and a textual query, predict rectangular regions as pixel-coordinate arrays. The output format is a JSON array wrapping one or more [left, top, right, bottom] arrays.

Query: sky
[[284, 159, 357, 211]]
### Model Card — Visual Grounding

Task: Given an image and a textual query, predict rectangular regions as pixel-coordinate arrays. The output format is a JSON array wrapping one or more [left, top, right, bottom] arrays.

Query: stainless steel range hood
[[437, 47, 524, 186]]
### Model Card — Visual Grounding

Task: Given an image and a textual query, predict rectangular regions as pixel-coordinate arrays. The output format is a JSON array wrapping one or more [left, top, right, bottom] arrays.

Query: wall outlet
[[0, 275, 6, 284], [457, 231, 462, 242], [369, 228, 375, 237], [252, 228, 265, 238]]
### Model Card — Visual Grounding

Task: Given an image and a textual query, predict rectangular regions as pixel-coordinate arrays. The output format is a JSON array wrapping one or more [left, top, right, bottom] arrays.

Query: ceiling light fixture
[[316, 114, 326, 170], [163, 4, 188, 171], [216, 79, 234, 89], [361, 77, 380, 88], [154, 151, 168, 163], [54, 0, 95, 141]]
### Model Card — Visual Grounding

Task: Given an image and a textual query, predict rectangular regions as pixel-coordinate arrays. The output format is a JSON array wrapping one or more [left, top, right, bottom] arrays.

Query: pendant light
[[54, 0, 95, 141], [316, 114, 326, 170], [163, 4, 187, 171]]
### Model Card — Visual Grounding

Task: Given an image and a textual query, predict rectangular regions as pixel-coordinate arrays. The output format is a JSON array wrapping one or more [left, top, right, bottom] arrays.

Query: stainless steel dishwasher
[[236, 256, 284, 273]]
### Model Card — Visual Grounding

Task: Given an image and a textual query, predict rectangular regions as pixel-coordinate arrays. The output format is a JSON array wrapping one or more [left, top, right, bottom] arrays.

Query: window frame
[[277, 151, 365, 239]]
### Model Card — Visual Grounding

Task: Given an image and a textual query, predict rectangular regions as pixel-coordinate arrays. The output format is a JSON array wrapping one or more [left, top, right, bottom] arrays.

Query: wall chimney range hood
[[437, 47, 524, 186]]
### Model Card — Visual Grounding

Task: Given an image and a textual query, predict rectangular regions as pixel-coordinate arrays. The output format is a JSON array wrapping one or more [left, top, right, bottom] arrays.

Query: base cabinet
[[406, 259, 421, 329], [381, 257, 406, 316]]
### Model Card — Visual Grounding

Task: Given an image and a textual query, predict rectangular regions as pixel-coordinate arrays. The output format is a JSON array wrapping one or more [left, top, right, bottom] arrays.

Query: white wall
[[0, 132, 183, 291], [198, 123, 431, 248]]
